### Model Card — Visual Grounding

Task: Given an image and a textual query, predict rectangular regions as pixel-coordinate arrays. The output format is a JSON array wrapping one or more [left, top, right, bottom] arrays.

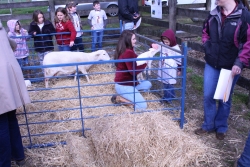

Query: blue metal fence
[[10, 28, 187, 148]]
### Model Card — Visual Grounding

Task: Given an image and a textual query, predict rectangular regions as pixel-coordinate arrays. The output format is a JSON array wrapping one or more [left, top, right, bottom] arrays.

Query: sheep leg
[[44, 69, 49, 88], [74, 72, 78, 82], [85, 75, 90, 82], [45, 78, 49, 88], [79, 67, 90, 82]]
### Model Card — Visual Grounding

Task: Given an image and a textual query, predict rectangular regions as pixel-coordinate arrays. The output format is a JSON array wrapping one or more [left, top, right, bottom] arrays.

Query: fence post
[[206, 0, 212, 11], [49, 0, 55, 26], [168, 0, 177, 32]]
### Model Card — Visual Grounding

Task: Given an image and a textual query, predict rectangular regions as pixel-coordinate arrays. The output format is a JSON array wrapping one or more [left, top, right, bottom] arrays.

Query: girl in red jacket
[[55, 7, 76, 51], [112, 30, 152, 109]]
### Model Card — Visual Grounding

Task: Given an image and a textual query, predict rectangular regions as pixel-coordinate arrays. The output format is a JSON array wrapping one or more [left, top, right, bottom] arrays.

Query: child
[[28, 10, 56, 65], [55, 7, 76, 51], [7, 20, 29, 68], [157, 29, 182, 103], [112, 30, 152, 109], [87, 1, 107, 51], [66, 1, 84, 52]]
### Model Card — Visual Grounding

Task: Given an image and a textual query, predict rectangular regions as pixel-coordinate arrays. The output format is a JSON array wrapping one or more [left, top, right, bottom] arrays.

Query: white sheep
[[43, 50, 110, 88], [136, 44, 160, 80]]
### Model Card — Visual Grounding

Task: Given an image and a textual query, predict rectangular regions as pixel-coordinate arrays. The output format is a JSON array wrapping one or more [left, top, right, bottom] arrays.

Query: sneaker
[[111, 95, 133, 107], [194, 128, 213, 135], [111, 95, 117, 104], [216, 132, 226, 140]]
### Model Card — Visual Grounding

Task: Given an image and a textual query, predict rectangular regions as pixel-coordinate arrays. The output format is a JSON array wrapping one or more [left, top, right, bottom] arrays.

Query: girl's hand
[[23, 30, 28, 35], [33, 32, 37, 35], [151, 43, 159, 50], [177, 71, 181, 76], [231, 65, 241, 77], [69, 41, 74, 47]]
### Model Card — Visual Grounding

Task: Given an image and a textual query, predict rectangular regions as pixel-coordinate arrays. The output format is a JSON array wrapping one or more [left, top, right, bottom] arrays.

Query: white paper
[[132, 17, 142, 30], [214, 69, 233, 102], [223, 72, 233, 102]]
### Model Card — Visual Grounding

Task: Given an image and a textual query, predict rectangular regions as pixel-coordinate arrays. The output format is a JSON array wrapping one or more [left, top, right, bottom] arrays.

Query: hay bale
[[67, 134, 96, 167], [67, 112, 219, 167]]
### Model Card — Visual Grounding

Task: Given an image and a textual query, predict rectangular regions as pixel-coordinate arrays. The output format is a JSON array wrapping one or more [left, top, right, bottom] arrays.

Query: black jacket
[[28, 20, 56, 53], [118, 0, 139, 23], [202, 2, 250, 69]]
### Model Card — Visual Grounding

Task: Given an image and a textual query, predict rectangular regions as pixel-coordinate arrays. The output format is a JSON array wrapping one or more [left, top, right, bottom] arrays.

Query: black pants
[[0, 110, 24, 167]]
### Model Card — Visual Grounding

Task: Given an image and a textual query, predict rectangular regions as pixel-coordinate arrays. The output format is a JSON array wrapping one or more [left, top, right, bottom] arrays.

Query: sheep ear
[[96, 53, 100, 57]]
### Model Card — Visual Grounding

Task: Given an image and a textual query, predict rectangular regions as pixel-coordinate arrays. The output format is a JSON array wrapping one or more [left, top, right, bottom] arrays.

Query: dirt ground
[[185, 50, 250, 167]]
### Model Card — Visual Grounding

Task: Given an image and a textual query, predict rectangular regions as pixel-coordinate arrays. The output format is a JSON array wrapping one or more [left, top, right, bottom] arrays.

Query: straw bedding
[[81, 112, 219, 167], [13, 62, 220, 166]]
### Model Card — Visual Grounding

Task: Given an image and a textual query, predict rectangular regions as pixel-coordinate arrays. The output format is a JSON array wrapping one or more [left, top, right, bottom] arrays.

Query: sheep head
[[95, 50, 110, 61]]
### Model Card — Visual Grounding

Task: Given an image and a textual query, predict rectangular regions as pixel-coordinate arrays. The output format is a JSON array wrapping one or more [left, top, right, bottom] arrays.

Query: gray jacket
[[0, 21, 31, 115]]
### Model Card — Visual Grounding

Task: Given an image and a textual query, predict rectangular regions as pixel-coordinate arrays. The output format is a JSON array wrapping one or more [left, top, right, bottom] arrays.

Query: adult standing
[[118, 0, 140, 30], [194, 0, 250, 140], [234, 132, 250, 167], [0, 21, 31, 166]]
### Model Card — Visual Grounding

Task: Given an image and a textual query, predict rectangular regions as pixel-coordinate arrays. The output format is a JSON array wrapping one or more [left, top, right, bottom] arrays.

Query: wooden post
[[206, 0, 211, 11], [49, 0, 55, 26], [168, 0, 177, 33]]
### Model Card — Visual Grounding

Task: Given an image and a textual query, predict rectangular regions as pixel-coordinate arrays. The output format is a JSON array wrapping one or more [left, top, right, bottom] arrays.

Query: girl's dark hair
[[54, 7, 70, 23], [32, 10, 45, 23], [240, 0, 250, 11], [114, 30, 135, 64], [15, 21, 21, 33]]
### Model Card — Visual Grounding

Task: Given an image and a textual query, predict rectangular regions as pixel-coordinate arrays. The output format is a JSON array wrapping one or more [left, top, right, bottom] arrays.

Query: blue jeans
[[91, 30, 103, 52], [0, 110, 25, 167], [238, 132, 250, 167], [17, 57, 29, 67], [58, 45, 70, 51], [122, 22, 134, 31], [162, 83, 175, 102], [115, 81, 152, 109], [202, 64, 239, 133], [70, 36, 84, 52]]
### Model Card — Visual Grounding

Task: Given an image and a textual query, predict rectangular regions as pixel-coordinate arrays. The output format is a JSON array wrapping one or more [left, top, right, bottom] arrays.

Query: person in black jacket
[[118, 0, 140, 30], [28, 10, 56, 65], [194, 0, 250, 140]]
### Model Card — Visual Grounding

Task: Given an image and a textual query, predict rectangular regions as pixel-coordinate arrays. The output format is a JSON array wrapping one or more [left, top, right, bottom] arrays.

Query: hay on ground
[[66, 112, 220, 167]]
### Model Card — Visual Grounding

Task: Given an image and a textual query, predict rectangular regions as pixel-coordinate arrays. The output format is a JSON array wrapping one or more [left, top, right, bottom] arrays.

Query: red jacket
[[55, 20, 76, 45], [115, 49, 147, 86]]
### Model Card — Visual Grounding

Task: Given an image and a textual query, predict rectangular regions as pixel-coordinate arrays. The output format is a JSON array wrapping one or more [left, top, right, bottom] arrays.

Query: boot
[[111, 95, 133, 107]]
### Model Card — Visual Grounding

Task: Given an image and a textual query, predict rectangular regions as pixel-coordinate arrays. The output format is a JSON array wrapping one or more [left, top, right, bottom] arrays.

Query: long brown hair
[[114, 30, 135, 63], [54, 7, 70, 23], [32, 10, 45, 23]]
